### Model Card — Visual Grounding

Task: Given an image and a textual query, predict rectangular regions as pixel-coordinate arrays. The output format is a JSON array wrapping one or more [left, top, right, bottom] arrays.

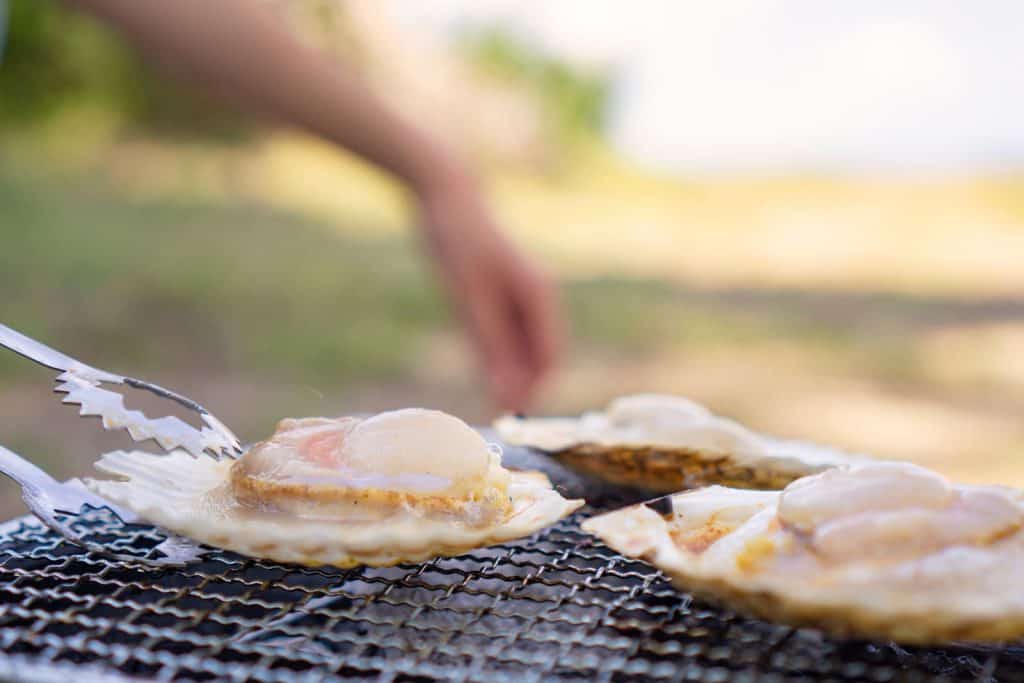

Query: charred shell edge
[[543, 444, 805, 493]]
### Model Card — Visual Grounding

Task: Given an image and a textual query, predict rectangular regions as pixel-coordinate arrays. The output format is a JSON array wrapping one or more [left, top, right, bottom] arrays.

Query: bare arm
[[67, 0, 564, 410], [68, 0, 447, 190]]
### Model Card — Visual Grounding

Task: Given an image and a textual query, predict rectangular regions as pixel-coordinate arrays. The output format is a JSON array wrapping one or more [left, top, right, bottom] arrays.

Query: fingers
[[457, 271, 534, 411], [484, 258, 565, 411], [513, 262, 564, 380], [413, 192, 565, 412]]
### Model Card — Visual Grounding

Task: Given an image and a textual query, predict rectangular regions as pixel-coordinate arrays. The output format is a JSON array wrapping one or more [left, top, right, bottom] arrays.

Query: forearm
[[68, 0, 461, 193]]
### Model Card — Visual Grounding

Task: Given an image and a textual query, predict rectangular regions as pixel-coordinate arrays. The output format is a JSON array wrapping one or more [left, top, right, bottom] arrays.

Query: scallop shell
[[582, 463, 1024, 644], [86, 449, 582, 567], [495, 394, 869, 492]]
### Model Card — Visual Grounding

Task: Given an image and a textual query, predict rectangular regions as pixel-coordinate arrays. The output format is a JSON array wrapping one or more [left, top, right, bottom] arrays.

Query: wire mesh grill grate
[[1, 504, 1023, 682]]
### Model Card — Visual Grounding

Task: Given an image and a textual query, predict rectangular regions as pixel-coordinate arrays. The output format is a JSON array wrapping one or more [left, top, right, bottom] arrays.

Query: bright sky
[[391, 0, 1024, 174]]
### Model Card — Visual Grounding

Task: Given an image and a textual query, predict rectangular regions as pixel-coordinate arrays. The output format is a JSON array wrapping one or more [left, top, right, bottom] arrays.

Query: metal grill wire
[[2, 504, 1024, 683]]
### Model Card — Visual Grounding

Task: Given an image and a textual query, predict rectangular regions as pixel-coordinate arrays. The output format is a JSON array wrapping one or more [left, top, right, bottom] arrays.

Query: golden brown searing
[[583, 462, 1024, 645], [496, 394, 868, 492], [87, 409, 582, 566]]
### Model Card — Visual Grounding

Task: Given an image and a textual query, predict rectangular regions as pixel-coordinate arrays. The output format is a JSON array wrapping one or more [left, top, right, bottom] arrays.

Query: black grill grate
[[1, 505, 1023, 682]]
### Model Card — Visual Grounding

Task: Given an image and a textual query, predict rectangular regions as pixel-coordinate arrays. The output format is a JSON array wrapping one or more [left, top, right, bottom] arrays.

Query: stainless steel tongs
[[0, 323, 242, 460], [0, 322, 244, 565]]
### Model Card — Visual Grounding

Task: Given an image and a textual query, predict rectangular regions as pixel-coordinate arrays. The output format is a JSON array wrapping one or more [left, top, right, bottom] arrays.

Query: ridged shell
[[582, 472, 1024, 645], [86, 450, 582, 567], [495, 403, 870, 493]]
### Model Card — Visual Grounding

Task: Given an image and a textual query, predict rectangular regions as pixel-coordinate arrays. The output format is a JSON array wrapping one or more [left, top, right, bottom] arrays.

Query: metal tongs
[[0, 323, 244, 565]]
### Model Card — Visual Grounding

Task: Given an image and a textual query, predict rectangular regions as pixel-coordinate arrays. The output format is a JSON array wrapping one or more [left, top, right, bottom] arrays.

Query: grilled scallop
[[86, 408, 582, 567], [495, 394, 868, 492], [583, 462, 1024, 644]]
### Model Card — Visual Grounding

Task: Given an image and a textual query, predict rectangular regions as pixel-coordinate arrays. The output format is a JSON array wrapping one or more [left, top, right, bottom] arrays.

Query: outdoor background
[[2, 0, 1023, 520]]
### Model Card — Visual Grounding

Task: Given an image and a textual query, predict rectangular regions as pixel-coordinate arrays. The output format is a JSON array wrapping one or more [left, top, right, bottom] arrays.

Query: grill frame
[[2, 499, 1023, 683]]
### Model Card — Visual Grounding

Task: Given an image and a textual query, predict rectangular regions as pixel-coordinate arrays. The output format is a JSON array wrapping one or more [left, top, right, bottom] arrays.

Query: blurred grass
[[0, 160, 942, 387], [0, 165, 444, 383]]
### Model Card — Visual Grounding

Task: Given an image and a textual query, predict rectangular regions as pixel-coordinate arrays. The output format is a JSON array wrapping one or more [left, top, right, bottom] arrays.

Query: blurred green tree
[[459, 26, 611, 147], [0, 0, 251, 140]]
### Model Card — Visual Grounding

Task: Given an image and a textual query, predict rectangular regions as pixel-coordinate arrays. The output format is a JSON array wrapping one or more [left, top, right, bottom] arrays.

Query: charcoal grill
[[2, 471, 1023, 682]]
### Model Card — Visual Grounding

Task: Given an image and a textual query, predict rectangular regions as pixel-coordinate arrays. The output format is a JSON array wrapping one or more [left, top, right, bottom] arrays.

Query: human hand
[[71, 0, 564, 410], [414, 170, 564, 412]]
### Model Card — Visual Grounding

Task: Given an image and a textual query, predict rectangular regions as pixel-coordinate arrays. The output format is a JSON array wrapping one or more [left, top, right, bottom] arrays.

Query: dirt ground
[[4, 312, 1023, 521]]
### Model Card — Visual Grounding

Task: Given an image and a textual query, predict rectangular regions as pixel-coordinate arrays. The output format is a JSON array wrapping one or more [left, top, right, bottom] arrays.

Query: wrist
[[395, 133, 478, 203]]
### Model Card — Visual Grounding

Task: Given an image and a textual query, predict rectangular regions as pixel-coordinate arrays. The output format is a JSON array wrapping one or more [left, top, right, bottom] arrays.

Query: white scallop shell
[[495, 394, 871, 491], [85, 450, 582, 567], [582, 463, 1024, 644]]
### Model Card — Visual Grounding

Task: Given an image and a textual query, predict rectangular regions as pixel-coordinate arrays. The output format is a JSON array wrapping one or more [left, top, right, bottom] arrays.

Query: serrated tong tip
[[1, 323, 242, 460]]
